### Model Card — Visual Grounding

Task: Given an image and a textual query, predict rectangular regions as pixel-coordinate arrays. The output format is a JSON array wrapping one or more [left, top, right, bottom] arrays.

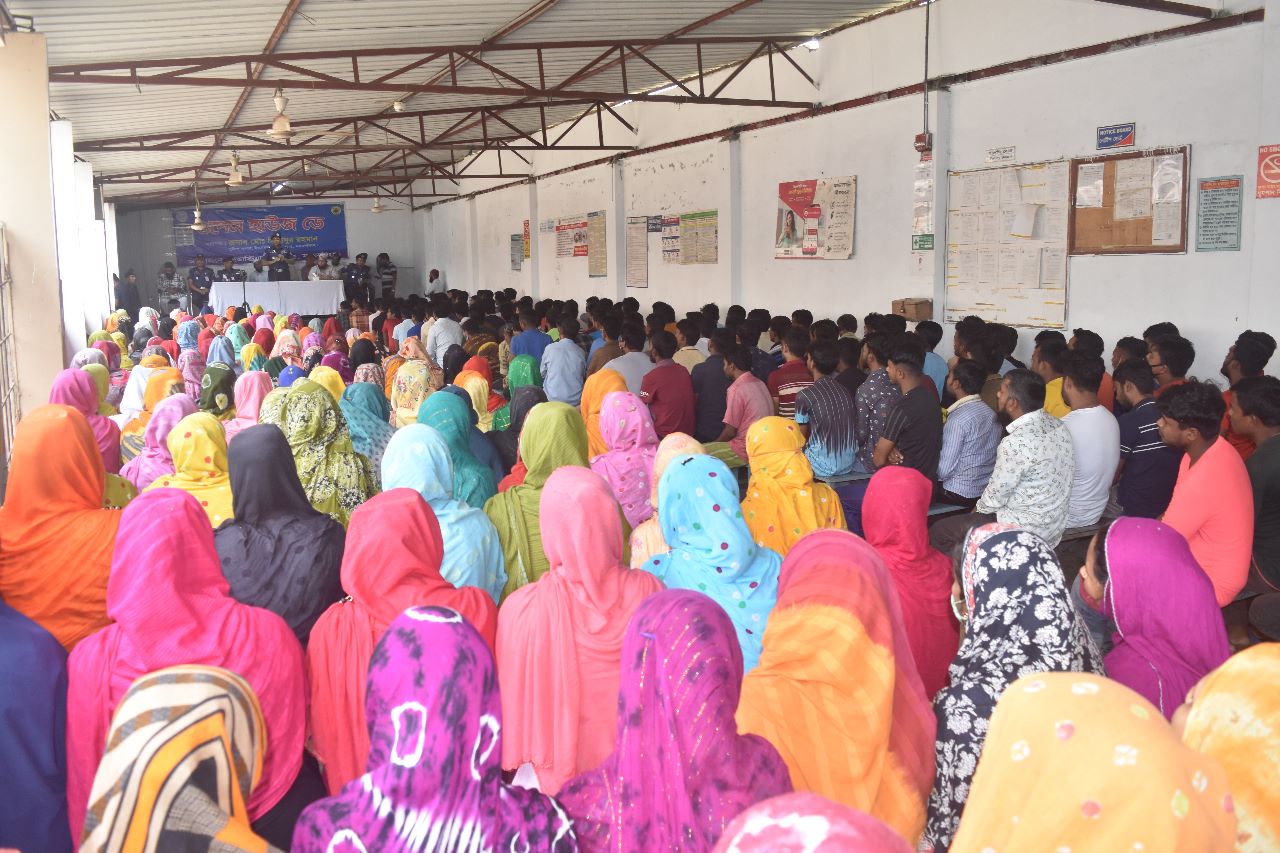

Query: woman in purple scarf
[[291, 605, 577, 853], [558, 589, 792, 852], [1090, 517, 1230, 719]]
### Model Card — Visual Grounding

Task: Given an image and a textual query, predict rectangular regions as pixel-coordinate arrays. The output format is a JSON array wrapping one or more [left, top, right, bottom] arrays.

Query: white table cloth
[[209, 280, 343, 316]]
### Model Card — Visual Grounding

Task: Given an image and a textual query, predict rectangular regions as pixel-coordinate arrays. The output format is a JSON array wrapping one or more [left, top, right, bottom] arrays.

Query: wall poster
[[587, 211, 607, 277], [1195, 176, 1243, 252], [509, 234, 522, 271], [626, 216, 649, 288], [555, 216, 588, 258], [775, 177, 856, 259], [680, 210, 719, 265]]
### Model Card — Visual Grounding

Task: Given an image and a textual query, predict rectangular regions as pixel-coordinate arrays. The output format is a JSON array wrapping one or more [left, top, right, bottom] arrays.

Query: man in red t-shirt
[[767, 328, 814, 420], [1219, 330, 1277, 460], [640, 330, 695, 438]]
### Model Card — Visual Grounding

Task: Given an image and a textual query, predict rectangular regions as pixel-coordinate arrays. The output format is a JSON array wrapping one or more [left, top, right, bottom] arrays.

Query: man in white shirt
[[1061, 351, 1120, 528], [308, 256, 340, 280], [425, 268, 446, 295], [603, 325, 655, 394], [247, 259, 270, 283], [929, 368, 1075, 553], [425, 298, 464, 366]]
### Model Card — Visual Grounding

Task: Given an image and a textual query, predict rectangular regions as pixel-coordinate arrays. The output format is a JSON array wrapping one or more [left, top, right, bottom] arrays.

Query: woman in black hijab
[[486, 384, 548, 475], [349, 337, 379, 372], [442, 343, 469, 385], [213, 423, 345, 646]]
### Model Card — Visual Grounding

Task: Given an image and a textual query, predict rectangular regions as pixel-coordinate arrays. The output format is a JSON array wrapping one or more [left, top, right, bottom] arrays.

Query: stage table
[[209, 280, 343, 316]]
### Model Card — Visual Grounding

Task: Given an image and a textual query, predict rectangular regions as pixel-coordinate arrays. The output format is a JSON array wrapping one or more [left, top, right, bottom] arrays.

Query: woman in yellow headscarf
[[1177, 643, 1280, 852], [145, 411, 234, 527], [579, 368, 627, 458], [309, 365, 346, 404], [109, 331, 134, 369], [952, 672, 1237, 852], [239, 342, 267, 374], [120, 368, 184, 462], [81, 363, 118, 417], [454, 369, 496, 432], [739, 416, 844, 555]]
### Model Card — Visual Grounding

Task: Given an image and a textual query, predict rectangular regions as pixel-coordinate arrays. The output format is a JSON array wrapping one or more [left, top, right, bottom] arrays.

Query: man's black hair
[[1234, 330, 1278, 376], [1004, 368, 1047, 413], [1234, 375, 1280, 427], [1063, 351, 1104, 395], [783, 328, 810, 360], [886, 334, 924, 374], [1112, 358, 1156, 396], [950, 359, 987, 397], [1157, 379, 1226, 438], [808, 339, 839, 376], [620, 324, 647, 352], [1143, 321, 1180, 341], [915, 320, 943, 352], [1151, 334, 1195, 379], [1071, 328, 1105, 360]]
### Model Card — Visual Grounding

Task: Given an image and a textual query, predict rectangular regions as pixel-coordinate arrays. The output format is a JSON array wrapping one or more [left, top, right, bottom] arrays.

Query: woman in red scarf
[[306, 488, 498, 794], [861, 466, 961, 698]]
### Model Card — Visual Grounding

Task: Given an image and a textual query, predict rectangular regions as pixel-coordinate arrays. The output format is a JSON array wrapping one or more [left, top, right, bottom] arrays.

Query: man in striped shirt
[[1112, 358, 1182, 517], [767, 328, 814, 420], [935, 359, 1001, 506]]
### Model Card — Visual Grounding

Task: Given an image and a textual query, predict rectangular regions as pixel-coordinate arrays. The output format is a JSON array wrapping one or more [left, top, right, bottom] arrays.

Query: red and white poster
[[775, 176, 856, 259], [1257, 144, 1280, 200], [555, 216, 589, 257]]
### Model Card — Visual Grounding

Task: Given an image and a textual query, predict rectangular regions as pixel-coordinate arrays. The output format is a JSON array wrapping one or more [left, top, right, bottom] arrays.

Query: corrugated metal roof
[[13, 0, 913, 201]]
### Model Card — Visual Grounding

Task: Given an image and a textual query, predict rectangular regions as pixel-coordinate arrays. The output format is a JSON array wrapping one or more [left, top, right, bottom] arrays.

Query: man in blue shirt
[[510, 310, 552, 363], [541, 316, 588, 406], [186, 254, 214, 313], [916, 320, 950, 402], [935, 358, 1002, 506], [1112, 357, 1182, 517]]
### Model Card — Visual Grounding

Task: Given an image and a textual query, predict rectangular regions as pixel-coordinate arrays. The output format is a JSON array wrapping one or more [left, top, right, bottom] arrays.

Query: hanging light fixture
[[393, 99, 405, 112], [225, 151, 244, 186], [190, 182, 206, 231], [370, 194, 385, 214], [268, 88, 294, 139]]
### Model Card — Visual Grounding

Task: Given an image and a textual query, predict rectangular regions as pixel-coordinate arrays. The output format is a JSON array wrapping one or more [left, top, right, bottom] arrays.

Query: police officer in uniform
[[213, 256, 246, 283], [342, 252, 373, 303], [186, 254, 214, 314], [266, 232, 295, 281]]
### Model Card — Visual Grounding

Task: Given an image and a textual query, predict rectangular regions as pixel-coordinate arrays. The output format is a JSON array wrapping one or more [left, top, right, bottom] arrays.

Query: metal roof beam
[[1095, 0, 1215, 17]]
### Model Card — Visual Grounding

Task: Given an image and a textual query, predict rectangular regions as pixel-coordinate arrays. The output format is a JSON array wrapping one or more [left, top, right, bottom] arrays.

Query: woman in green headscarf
[[418, 392, 496, 511], [483, 401, 589, 600], [224, 322, 252, 364], [198, 363, 237, 421], [80, 363, 118, 416], [258, 379, 377, 526], [491, 354, 542, 432]]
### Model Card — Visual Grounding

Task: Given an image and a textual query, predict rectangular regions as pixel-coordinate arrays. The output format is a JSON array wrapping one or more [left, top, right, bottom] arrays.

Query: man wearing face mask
[[928, 368, 1075, 555]]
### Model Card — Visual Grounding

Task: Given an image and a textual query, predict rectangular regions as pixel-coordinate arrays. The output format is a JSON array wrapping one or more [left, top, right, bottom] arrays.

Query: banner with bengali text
[[172, 203, 348, 266]]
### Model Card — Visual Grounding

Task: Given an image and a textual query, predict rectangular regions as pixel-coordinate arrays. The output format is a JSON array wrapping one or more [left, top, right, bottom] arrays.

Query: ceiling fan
[[267, 88, 354, 141]]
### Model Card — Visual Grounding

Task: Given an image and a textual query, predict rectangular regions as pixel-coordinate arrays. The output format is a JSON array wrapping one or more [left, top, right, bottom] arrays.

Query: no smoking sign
[[1258, 144, 1280, 199]]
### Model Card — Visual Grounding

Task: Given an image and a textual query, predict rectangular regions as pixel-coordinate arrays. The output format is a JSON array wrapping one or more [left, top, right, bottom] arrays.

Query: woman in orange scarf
[[952, 673, 1236, 852], [580, 368, 627, 457], [740, 417, 845, 555], [1178, 643, 1280, 852], [307, 488, 498, 794], [497, 467, 663, 795], [0, 406, 121, 650], [737, 529, 936, 844]]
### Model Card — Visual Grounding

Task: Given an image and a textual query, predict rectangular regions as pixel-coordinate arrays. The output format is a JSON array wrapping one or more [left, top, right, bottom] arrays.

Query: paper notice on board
[[1011, 204, 1039, 238], [1000, 169, 1022, 207], [978, 210, 1001, 244], [999, 208, 1018, 243], [1044, 162, 1069, 204], [1017, 246, 1042, 287], [1076, 163, 1105, 208], [957, 213, 979, 245], [1152, 201, 1181, 245], [1043, 205, 1068, 239], [997, 247, 1020, 287], [1019, 168, 1048, 205], [957, 249, 979, 285], [1116, 157, 1154, 190], [626, 216, 648, 288], [1041, 247, 1067, 287], [979, 171, 1001, 210], [1115, 188, 1152, 221], [1153, 155, 1183, 204], [978, 248, 999, 285], [956, 173, 981, 210]]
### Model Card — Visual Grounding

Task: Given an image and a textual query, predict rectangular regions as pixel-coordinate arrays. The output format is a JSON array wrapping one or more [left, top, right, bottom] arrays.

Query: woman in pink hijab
[[118, 393, 197, 490], [498, 467, 663, 795], [558, 588, 792, 852], [223, 370, 274, 443], [588, 391, 660, 528], [65, 489, 310, 847], [48, 368, 122, 473]]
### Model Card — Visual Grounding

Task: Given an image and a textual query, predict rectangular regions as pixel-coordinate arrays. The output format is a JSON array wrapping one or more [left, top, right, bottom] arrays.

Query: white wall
[[417, 0, 1273, 378]]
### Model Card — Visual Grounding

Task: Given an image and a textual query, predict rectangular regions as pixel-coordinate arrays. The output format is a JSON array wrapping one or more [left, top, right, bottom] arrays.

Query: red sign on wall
[[1258, 144, 1280, 199]]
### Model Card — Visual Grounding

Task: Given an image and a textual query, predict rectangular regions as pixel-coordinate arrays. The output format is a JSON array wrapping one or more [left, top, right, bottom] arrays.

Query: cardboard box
[[891, 297, 933, 321]]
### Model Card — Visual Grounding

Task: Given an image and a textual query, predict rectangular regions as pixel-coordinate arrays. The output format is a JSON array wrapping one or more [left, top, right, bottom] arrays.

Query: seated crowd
[[1, 289, 1278, 853]]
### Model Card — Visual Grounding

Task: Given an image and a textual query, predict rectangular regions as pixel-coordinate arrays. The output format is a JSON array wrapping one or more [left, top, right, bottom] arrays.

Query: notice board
[[1069, 146, 1189, 255], [943, 159, 1070, 329]]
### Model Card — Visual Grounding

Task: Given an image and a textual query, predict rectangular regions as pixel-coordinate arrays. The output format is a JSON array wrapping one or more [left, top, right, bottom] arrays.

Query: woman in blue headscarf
[[381, 424, 507, 603], [278, 365, 306, 388], [417, 392, 497, 510], [206, 335, 240, 375], [441, 384, 507, 485], [176, 319, 200, 353], [642, 453, 781, 672], [339, 382, 395, 474]]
